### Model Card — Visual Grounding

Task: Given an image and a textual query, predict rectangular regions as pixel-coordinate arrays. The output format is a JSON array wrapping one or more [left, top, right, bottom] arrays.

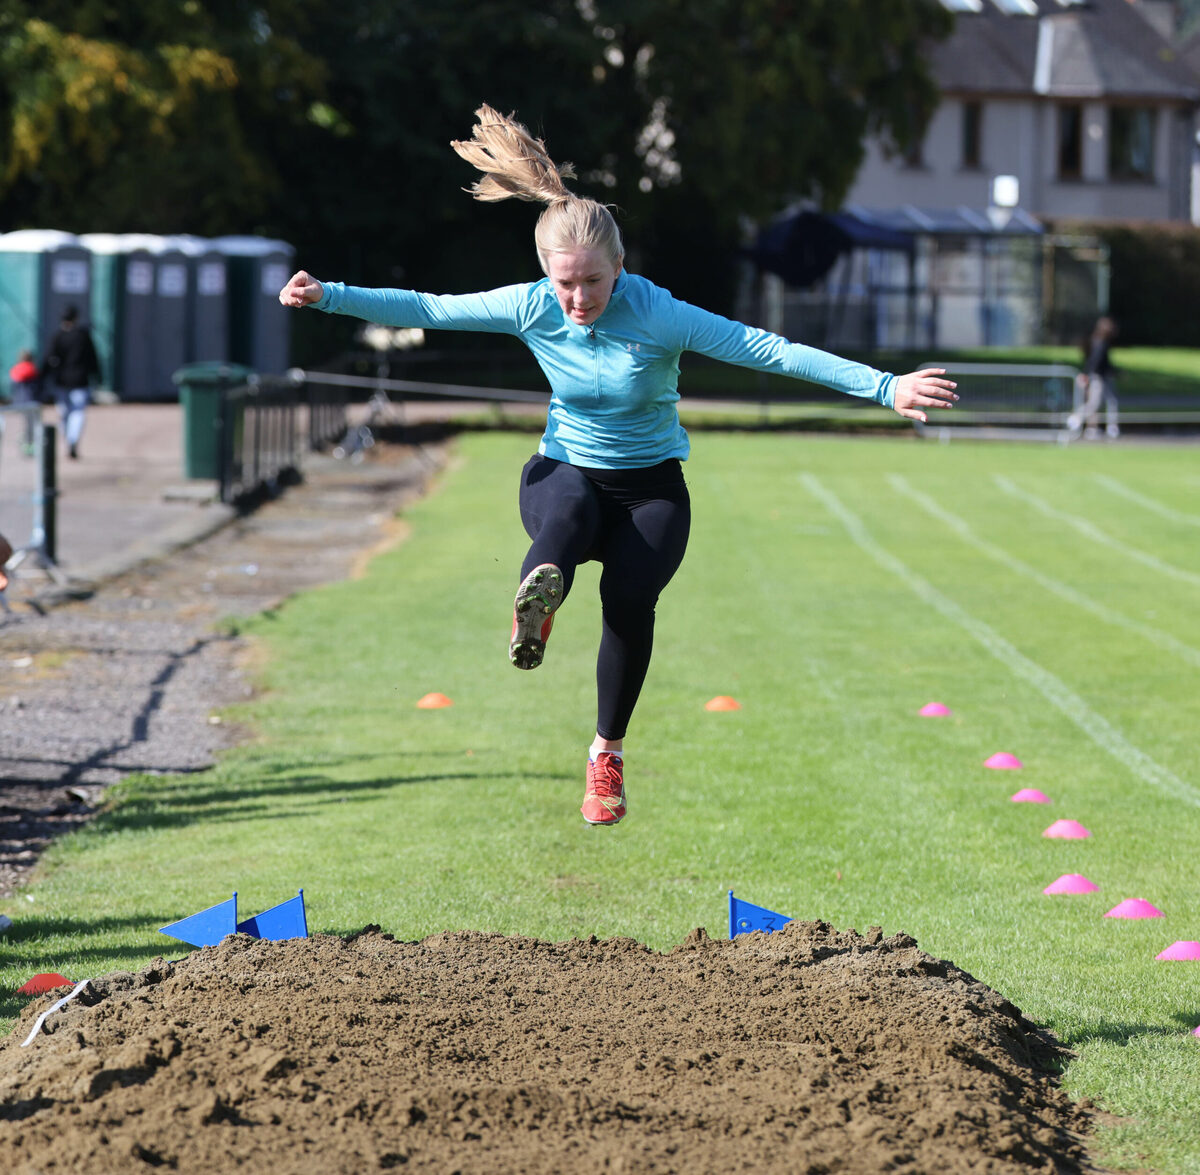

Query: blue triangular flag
[[159, 893, 238, 948], [237, 890, 308, 942], [728, 890, 792, 938]]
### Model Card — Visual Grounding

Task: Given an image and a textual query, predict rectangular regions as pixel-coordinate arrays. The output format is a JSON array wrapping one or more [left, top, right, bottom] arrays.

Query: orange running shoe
[[581, 752, 626, 825], [509, 563, 563, 670]]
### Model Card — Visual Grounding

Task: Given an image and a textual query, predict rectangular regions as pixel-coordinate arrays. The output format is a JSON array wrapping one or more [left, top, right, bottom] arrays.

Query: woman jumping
[[279, 104, 957, 828]]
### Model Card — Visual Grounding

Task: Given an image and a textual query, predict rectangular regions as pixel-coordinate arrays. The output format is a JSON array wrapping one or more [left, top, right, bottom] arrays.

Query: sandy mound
[[0, 921, 1093, 1173]]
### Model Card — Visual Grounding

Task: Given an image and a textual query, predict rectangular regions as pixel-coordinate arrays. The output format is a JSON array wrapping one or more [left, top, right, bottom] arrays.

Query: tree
[[0, 1, 950, 323], [579, 0, 953, 306], [274, 0, 950, 312], [0, 1, 329, 233]]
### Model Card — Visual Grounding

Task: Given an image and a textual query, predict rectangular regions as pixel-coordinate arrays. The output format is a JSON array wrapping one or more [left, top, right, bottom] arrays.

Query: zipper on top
[[588, 324, 600, 401]]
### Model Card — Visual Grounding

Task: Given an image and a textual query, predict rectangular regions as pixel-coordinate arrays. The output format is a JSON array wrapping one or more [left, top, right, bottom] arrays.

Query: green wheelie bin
[[173, 361, 255, 479]]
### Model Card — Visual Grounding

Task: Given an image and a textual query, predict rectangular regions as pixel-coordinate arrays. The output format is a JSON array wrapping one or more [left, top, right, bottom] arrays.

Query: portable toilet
[[211, 236, 294, 374], [162, 235, 230, 364], [0, 229, 92, 374], [82, 232, 158, 398], [138, 234, 189, 396]]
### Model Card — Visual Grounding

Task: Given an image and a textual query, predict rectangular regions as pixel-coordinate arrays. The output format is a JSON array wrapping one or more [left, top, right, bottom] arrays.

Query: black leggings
[[518, 455, 691, 741]]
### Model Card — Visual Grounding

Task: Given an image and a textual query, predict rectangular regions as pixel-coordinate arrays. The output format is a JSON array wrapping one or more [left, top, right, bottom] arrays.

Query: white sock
[[590, 747, 623, 762]]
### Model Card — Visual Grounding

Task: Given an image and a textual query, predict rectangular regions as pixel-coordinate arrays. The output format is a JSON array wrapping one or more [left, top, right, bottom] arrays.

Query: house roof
[[937, 0, 1200, 102]]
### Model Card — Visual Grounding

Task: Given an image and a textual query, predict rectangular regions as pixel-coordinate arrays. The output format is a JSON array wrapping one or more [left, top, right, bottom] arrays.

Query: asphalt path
[[0, 405, 444, 899]]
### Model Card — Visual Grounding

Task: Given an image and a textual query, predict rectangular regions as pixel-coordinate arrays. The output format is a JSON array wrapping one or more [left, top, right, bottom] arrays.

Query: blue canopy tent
[[748, 209, 915, 289], [747, 209, 917, 348], [747, 205, 1045, 349]]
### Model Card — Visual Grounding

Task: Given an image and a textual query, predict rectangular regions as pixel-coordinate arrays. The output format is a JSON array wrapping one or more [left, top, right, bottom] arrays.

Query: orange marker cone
[[705, 696, 741, 711], [416, 692, 453, 709]]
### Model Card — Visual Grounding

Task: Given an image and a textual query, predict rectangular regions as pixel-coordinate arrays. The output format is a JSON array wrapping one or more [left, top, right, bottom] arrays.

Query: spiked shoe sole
[[510, 563, 563, 670]]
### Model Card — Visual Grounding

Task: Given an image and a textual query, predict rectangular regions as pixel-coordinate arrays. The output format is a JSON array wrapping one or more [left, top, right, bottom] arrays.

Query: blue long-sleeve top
[[314, 271, 896, 469]]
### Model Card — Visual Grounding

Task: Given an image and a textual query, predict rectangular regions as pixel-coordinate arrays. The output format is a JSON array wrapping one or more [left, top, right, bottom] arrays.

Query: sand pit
[[0, 921, 1093, 1173]]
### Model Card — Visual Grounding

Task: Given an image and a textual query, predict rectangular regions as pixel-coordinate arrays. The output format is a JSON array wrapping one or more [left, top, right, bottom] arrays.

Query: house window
[[1109, 106, 1155, 181], [1057, 105, 1082, 179], [962, 102, 982, 170]]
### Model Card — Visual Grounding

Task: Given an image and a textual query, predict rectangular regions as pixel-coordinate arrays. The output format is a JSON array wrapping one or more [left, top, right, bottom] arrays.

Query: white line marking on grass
[[1091, 474, 1200, 528], [888, 474, 1200, 671], [801, 474, 1200, 808], [993, 474, 1200, 589]]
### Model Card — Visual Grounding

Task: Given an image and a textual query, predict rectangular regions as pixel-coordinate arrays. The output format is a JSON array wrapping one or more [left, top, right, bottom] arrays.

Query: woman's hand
[[892, 368, 958, 422], [278, 270, 325, 308]]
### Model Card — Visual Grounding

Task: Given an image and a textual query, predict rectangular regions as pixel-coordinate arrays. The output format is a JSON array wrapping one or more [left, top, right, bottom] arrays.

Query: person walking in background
[[279, 104, 957, 828], [41, 305, 101, 460], [7, 348, 41, 454], [1072, 315, 1119, 440]]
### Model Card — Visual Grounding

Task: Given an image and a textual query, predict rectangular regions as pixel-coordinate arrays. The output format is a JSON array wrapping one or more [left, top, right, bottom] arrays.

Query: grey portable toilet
[[163, 235, 230, 365], [212, 236, 294, 375], [82, 232, 158, 399], [138, 234, 189, 397], [0, 229, 92, 375]]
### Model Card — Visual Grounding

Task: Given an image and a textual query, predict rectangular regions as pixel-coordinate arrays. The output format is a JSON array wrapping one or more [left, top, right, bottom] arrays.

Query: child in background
[[8, 349, 41, 454], [0, 531, 12, 592]]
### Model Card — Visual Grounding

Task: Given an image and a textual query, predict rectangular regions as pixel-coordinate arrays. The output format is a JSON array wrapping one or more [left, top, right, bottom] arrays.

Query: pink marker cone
[[1043, 819, 1090, 839], [1011, 788, 1051, 804], [985, 752, 1023, 769], [919, 702, 951, 717], [1157, 941, 1200, 961], [1193, 1025, 1200, 1038], [1043, 874, 1099, 895], [1104, 899, 1163, 919]]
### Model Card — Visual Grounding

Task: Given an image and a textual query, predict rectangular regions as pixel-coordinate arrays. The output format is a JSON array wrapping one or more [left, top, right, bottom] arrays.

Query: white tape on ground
[[1090, 473, 1200, 528], [801, 473, 1200, 809], [21, 978, 91, 1047], [993, 474, 1200, 589], [888, 474, 1200, 671]]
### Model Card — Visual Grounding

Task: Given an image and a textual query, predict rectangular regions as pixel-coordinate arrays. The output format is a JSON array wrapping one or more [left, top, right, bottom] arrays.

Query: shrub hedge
[[1052, 219, 1200, 347]]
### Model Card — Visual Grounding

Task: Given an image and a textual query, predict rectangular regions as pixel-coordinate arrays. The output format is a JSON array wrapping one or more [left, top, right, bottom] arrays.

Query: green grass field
[[3, 431, 1199, 1171]]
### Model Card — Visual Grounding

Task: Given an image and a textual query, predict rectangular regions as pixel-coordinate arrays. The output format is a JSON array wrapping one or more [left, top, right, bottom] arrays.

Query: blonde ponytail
[[451, 104, 575, 204], [451, 104, 624, 273]]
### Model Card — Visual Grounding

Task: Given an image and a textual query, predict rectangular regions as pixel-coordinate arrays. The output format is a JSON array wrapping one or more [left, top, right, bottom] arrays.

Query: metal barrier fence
[[913, 362, 1082, 443], [215, 374, 348, 505], [0, 407, 65, 600]]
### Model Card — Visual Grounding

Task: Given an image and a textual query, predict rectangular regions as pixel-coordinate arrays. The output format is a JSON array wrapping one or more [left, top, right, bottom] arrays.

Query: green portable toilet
[[82, 232, 158, 399], [163, 234, 229, 365], [212, 236, 294, 375], [0, 229, 92, 374]]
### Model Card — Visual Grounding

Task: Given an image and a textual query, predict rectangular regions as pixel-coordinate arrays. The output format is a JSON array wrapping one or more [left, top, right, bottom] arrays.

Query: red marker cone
[[705, 696, 741, 711], [416, 692, 453, 709], [17, 973, 73, 996]]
